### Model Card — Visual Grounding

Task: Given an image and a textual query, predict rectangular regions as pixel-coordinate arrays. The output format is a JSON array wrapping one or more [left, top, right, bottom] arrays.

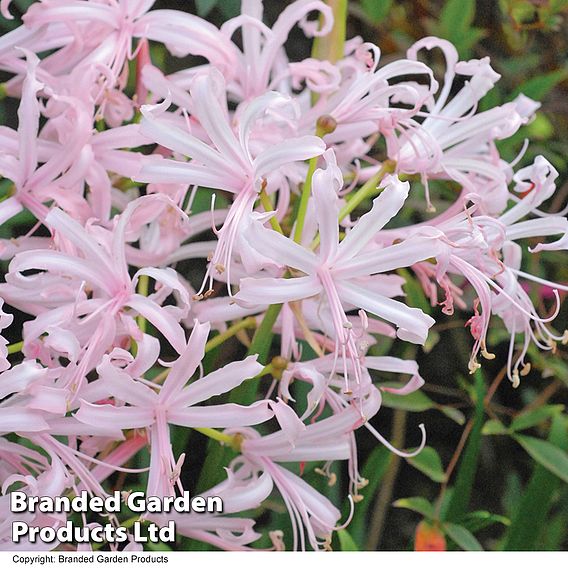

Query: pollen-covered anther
[[214, 263, 225, 274], [357, 478, 369, 490], [561, 330, 568, 345], [203, 289, 215, 299], [520, 363, 531, 377], [481, 347, 495, 360], [352, 494, 364, 503], [511, 370, 520, 389], [269, 531, 285, 552], [192, 293, 204, 301], [207, 252, 213, 262], [342, 321, 353, 329], [468, 358, 481, 374], [327, 472, 337, 487]]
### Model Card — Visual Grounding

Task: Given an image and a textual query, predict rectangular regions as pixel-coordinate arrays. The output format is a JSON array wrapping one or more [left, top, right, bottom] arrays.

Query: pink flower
[[76, 321, 271, 497], [236, 152, 440, 389]]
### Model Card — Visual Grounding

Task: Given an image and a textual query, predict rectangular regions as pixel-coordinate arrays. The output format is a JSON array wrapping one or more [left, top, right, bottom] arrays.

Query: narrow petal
[[336, 281, 434, 344], [75, 401, 154, 430], [338, 175, 410, 262], [168, 400, 273, 427], [178, 355, 263, 407], [236, 275, 321, 307], [244, 219, 318, 273], [158, 321, 210, 403]]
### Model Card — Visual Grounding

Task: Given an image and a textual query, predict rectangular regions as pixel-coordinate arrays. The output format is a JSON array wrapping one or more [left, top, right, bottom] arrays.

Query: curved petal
[[75, 401, 154, 430], [158, 321, 210, 403], [236, 275, 321, 307], [168, 400, 273, 428], [336, 281, 434, 344], [337, 175, 410, 262], [178, 355, 263, 407], [244, 219, 318, 273]]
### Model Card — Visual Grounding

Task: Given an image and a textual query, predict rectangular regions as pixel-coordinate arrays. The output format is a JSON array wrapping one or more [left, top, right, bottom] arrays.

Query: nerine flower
[[136, 69, 325, 293], [236, 152, 441, 390], [76, 321, 272, 497]]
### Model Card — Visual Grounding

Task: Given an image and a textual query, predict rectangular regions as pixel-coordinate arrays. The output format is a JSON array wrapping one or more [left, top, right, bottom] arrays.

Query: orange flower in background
[[414, 521, 447, 552]]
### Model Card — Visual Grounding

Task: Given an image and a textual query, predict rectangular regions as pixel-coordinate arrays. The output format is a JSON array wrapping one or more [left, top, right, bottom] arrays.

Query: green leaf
[[444, 371, 486, 522], [526, 113, 554, 140], [406, 446, 446, 483], [461, 511, 510, 533], [380, 389, 435, 412], [438, 405, 466, 425], [443, 523, 483, 551], [348, 445, 391, 547], [513, 69, 568, 100], [218, 0, 240, 18], [482, 419, 509, 435], [513, 434, 568, 484], [360, 0, 392, 24], [439, 0, 476, 34], [510, 405, 564, 432], [195, 0, 218, 17], [393, 497, 435, 519], [504, 415, 568, 550], [337, 529, 359, 551]]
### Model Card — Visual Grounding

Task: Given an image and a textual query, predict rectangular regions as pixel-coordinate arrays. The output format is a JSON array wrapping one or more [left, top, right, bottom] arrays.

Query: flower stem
[[136, 274, 150, 334], [293, 155, 320, 244], [194, 427, 235, 447], [7, 340, 23, 355], [311, 0, 348, 64], [259, 188, 284, 235], [292, 118, 335, 245], [204, 317, 257, 353], [339, 160, 396, 222]]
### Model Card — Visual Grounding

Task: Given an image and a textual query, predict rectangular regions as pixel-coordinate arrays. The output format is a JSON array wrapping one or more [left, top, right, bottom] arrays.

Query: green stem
[[246, 303, 283, 362], [366, 408, 407, 550], [293, 157, 319, 244], [136, 274, 150, 333], [204, 316, 257, 353], [339, 161, 396, 222], [7, 341, 23, 355], [311, 0, 348, 64], [259, 188, 284, 235], [194, 427, 236, 448]]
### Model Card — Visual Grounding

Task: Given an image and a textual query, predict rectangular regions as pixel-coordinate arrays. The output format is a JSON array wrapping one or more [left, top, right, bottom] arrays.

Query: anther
[[511, 370, 520, 389], [520, 363, 531, 377]]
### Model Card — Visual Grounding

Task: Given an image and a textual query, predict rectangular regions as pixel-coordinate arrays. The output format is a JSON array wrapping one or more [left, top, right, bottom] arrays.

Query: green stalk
[[293, 117, 336, 244], [259, 188, 284, 235], [311, 0, 348, 64], [443, 370, 486, 522], [136, 274, 150, 333], [503, 414, 568, 550], [339, 161, 396, 222], [7, 340, 23, 355], [204, 316, 256, 353]]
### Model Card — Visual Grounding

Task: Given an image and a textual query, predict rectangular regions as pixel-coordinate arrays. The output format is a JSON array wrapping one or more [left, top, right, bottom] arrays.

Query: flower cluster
[[0, 0, 566, 552]]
